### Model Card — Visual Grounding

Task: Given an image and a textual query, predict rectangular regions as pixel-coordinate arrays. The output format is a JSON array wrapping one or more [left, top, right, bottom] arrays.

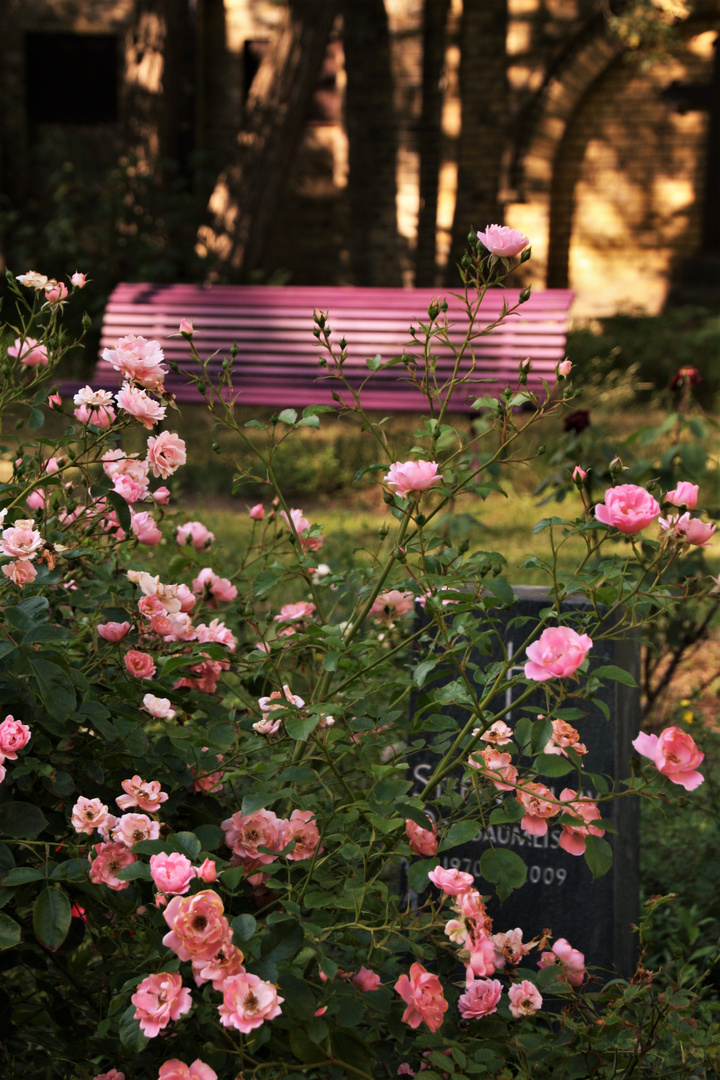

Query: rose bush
[[0, 239, 717, 1079]]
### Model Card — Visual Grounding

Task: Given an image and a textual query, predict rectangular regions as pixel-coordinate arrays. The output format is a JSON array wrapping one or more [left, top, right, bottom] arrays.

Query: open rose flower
[[524, 626, 592, 682], [71, 796, 111, 836], [660, 512, 716, 547], [112, 813, 161, 847], [538, 938, 586, 988], [98, 621, 132, 642], [177, 521, 215, 550], [477, 225, 529, 257], [2, 560, 38, 586], [516, 781, 560, 836], [124, 650, 156, 679], [2, 520, 43, 561], [457, 977, 503, 1019], [147, 432, 187, 479], [102, 334, 167, 390], [633, 725, 704, 790], [384, 460, 443, 499], [116, 383, 166, 429], [116, 775, 168, 812], [158, 1061, 217, 1080], [8, 336, 49, 367], [131, 972, 192, 1037], [218, 972, 284, 1032], [88, 841, 137, 890], [557, 789, 604, 855], [508, 980, 542, 1018], [279, 507, 323, 551], [394, 962, 447, 1032], [163, 890, 231, 962], [427, 866, 475, 895], [594, 484, 660, 534], [280, 809, 323, 861]]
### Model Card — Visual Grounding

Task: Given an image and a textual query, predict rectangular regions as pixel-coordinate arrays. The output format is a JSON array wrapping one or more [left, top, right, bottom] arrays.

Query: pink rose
[[222, 808, 284, 866], [48, 393, 62, 409], [98, 621, 132, 642], [538, 938, 586, 988], [218, 971, 284, 1032], [71, 272, 87, 288], [427, 866, 475, 895], [477, 225, 529, 257], [131, 510, 162, 545], [74, 402, 116, 428], [279, 507, 323, 551], [176, 521, 215, 550], [154, 486, 171, 504], [516, 781, 560, 836], [557, 789, 604, 856], [468, 747, 518, 792], [594, 484, 661, 534], [666, 482, 699, 509], [25, 489, 47, 511], [88, 841, 137, 891], [249, 503, 265, 520], [394, 962, 447, 1032], [179, 317, 194, 335], [457, 977, 503, 1019], [558, 359, 572, 377], [147, 431, 187, 479], [524, 625, 592, 682], [405, 816, 438, 857], [112, 814, 161, 847], [44, 281, 68, 303], [352, 966, 382, 992], [633, 725, 704, 790], [71, 796, 110, 835], [102, 335, 167, 391], [150, 852, 196, 895], [370, 590, 415, 624], [116, 383, 167, 429], [131, 972, 192, 1037], [2, 520, 43, 561], [384, 460, 443, 499], [280, 809, 323, 861], [572, 466, 586, 482], [192, 568, 237, 604], [142, 694, 176, 720], [158, 1061, 217, 1080], [163, 890, 231, 961], [116, 775, 168, 812], [124, 649, 156, 679], [196, 858, 217, 883], [8, 336, 49, 367], [660, 512, 716, 546], [508, 980, 543, 1018], [94, 1071, 124, 1080], [2, 560, 38, 586]]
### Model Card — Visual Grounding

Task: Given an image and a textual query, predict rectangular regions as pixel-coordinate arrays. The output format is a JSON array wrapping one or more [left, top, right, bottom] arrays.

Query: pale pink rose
[[2, 560, 38, 586], [103, 450, 149, 485], [71, 796, 111, 835], [405, 815, 438, 857], [352, 966, 382, 991], [222, 808, 284, 865], [468, 747, 518, 791], [384, 460, 443, 499], [2, 520, 43, 561], [25, 489, 47, 511], [44, 281, 68, 303], [274, 601, 316, 626], [196, 858, 217, 883], [192, 568, 237, 604], [249, 503, 265, 520], [154, 486, 171, 504], [477, 225, 529, 257], [124, 650, 156, 679], [492, 928, 529, 969], [142, 694, 176, 720], [131, 972, 192, 1037], [394, 963, 447, 1033], [158, 1060, 217, 1080], [0, 716, 30, 761], [139, 595, 166, 619], [151, 611, 196, 641], [633, 726, 704, 790], [8, 336, 48, 367], [176, 521, 215, 550], [96, 814, 119, 842], [48, 393, 62, 409], [281, 809, 323, 861], [102, 334, 167, 391], [594, 484, 660, 534], [93, 1070, 124, 1080], [557, 789, 604, 856], [218, 971, 284, 1033], [98, 621, 132, 642], [147, 431, 187, 479], [71, 272, 87, 288], [508, 980, 542, 1018], [544, 718, 588, 758], [572, 466, 586, 482], [116, 776, 168, 813], [666, 482, 699, 509], [538, 938, 586, 988], [516, 781, 560, 836], [88, 841, 137, 890], [74, 403, 116, 428], [116, 382, 166, 429], [163, 890, 231, 962], [131, 510, 162, 545], [660, 512, 716, 547], [427, 866, 475, 895], [465, 937, 497, 983], [150, 852, 196, 895], [458, 977, 503, 1019], [524, 626, 592, 682], [558, 359, 572, 377], [480, 720, 514, 745], [191, 940, 245, 991], [397, 1065, 415, 1077], [370, 590, 415, 624], [112, 813, 161, 847], [258, 685, 305, 712], [176, 584, 197, 612], [279, 508, 323, 551], [179, 317, 194, 335]]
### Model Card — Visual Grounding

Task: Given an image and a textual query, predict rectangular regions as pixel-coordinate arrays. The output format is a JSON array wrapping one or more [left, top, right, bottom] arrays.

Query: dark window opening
[[26, 33, 119, 124]]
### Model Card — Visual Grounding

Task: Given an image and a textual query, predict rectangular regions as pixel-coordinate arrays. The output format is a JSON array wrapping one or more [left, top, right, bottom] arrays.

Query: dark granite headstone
[[409, 586, 640, 978]]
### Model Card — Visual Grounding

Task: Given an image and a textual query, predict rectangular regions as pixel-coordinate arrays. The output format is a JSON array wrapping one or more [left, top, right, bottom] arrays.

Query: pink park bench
[[94, 284, 574, 411]]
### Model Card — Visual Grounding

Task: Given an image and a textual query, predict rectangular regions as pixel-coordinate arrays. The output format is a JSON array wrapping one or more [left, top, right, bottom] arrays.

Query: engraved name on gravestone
[[410, 586, 640, 978]]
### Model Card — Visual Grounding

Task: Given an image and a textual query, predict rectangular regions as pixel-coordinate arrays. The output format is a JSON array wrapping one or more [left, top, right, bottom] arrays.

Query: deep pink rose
[[131, 972, 192, 1037], [457, 977, 503, 1019], [405, 815, 438, 857], [0, 716, 31, 760], [666, 482, 699, 509], [477, 225, 529, 257], [524, 626, 592, 681], [394, 962, 447, 1032], [147, 431, 187, 479], [218, 972, 284, 1032], [384, 460, 443, 499], [98, 621, 131, 642], [594, 484, 660, 533], [633, 726, 704, 790], [44, 281, 68, 303], [124, 650, 156, 679], [93, 1071, 124, 1080], [352, 966, 382, 992]]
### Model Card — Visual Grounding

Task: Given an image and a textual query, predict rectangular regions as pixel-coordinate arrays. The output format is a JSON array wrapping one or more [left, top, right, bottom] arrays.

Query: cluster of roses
[[392, 863, 585, 1041], [592, 480, 716, 546], [221, 805, 323, 881], [0, 715, 32, 786], [95, 1063, 216, 1080], [0, 511, 45, 586], [6, 271, 87, 370]]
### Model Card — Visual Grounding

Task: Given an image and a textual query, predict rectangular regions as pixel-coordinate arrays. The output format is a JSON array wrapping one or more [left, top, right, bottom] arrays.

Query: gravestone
[[409, 586, 640, 978]]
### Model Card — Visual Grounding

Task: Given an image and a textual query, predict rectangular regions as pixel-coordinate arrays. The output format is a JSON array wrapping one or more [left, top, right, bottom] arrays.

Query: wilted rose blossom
[[176, 521, 215, 550], [249, 503, 265, 520], [88, 841, 137, 890], [666, 482, 699, 509], [117, 775, 169, 812], [192, 568, 237, 604], [98, 621, 131, 642], [218, 972, 284, 1032], [557, 789, 604, 855], [394, 962, 447, 1032], [384, 460, 443, 499], [633, 726, 704, 790], [281, 809, 323, 861], [147, 431, 187, 479], [102, 334, 167, 390], [352, 967, 382, 991], [545, 718, 587, 758], [516, 782, 560, 836], [124, 650, 156, 679], [477, 224, 529, 257], [538, 938, 586, 988], [163, 890, 231, 961], [142, 694, 176, 720], [524, 626, 592, 682], [458, 978, 503, 1019], [71, 796, 111, 835], [16, 271, 49, 289], [594, 484, 660, 534], [149, 852, 195, 895], [405, 815, 438, 857], [258, 685, 305, 713], [112, 813, 161, 848], [492, 928, 529, 969], [8, 337, 48, 367], [116, 383, 167, 429], [131, 972, 192, 1037], [2, 520, 43, 561], [427, 866, 475, 895], [2, 560, 38, 586], [660, 512, 716, 547], [370, 590, 415, 624], [508, 980, 543, 1018]]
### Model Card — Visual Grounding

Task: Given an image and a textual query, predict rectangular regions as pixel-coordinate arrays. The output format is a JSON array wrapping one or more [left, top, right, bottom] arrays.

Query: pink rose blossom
[[666, 482, 699, 509], [116, 382, 167, 429], [93, 1071, 124, 1080], [558, 359, 572, 377], [98, 621, 132, 642], [44, 281, 68, 303], [88, 841, 137, 890], [384, 460, 443, 499], [594, 484, 661, 534], [280, 809, 323, 861], [572, 465, 586, 482], [102, 335, 167, 391], [154, 486, 171, 504], [158, 1060, 217, 1080], [477, 225, 529, 257], [427, 866, 475, 895], [103, 450, 149, 485], [222, 808, 284, 866], [352, 966, 382, 991], [557, 789, 604, 856], [480, 720, 514, 745], [660, 512, 716, 547], [538, 938, 586, 988], [468, 747, 518, 791], [279, 508, 323, 551], [516, 781, 560, 836], [25, 489, 47, 511], [0, 715, 31, 760], [218, 971, 284, 1032], [370, 590, 415, 624], [74, 402, 116, 428], [508, 980, 543, 1018], [458, 977, 503, 1019], [163, 890, 231, 961], [179, 317, 194, 335], [189, 752, 224, 794], [2, 520, 43, 561], [545, 718, 587, 758], [524, 626, 592, 682], [196, 858, 217, 883], [8, 337, 48, 367], [150, 852, 196, 895], [147, 431, 187, 479], [176, 521, 215, 550], [633, 725, 704, 790], [274, 601, 316, 627], [71, 796, 111, 835], [191, 940, 245, 991], [249, 503, 265, 520], [130, 510, 162, 545], [192, 568, 237, 604], [142, 694, 176, 720], [2, 560, 38, 586], [405, 815, 438, 857], [71, 272, 87, 288], [112, 813, 161, 847], [131, 972, 192, 1037], [48, 393, 62, 409], [394, 962, 447, 1033], [117, 776, 168, 813], [124, 650, 156, 679]]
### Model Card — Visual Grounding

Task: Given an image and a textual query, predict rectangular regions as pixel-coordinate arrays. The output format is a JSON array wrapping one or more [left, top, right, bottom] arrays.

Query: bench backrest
[[95, 283, 574, 411]]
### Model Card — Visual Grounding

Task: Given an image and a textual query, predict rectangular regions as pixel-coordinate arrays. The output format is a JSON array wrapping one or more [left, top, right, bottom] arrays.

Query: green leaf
[[107, 490, 132, 533], [261, 919, 304, 964], [480, 848, 527, 902], [397, 803, 434, 831], [28, 408, 45, 431], [289, 1029, 325, 1065], [0, 912, 22, 950], [174, 832, 201, 860], [286, 713, 320, 741], [30, 658, 76, 720], [592, 664, 637, 688], [119, 1004, 149, 1054], [407, 859, 438, 893], [530, 715, 553, 755], [279, 972, 318, 1022], [231, 913, 257, 942], [193, 824, 224, 851], [297, 415, 320, 428], [441, 820, 480, 849], [114, 862, 152, 881], [413, 658, 439, 688], [0, 802, 48, 838], [584, 835, 613, 879], [535, 753, 575, 777], [6, 596, 49, 631], [277, 408, 298, 426], [332, 1028, 375, 1072], [484, 578, 515, 606], [2, 867, 44, 886], [33, 886, 71, 950], [366, 354, 383, 371], [253, 570, 285, 597], [532, 516, 567, 533]]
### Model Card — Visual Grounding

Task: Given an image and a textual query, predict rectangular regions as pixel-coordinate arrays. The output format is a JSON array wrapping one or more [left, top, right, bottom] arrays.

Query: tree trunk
[[415, 0, 450, 286], [446, 0, 508, 282], [198, 0, 338, 281], [342, 0, 402, 286]]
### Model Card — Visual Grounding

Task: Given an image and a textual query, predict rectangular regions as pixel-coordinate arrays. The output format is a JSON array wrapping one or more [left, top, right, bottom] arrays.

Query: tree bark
[[197, 0, 338, 281], [415, 0, 450, 286]]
